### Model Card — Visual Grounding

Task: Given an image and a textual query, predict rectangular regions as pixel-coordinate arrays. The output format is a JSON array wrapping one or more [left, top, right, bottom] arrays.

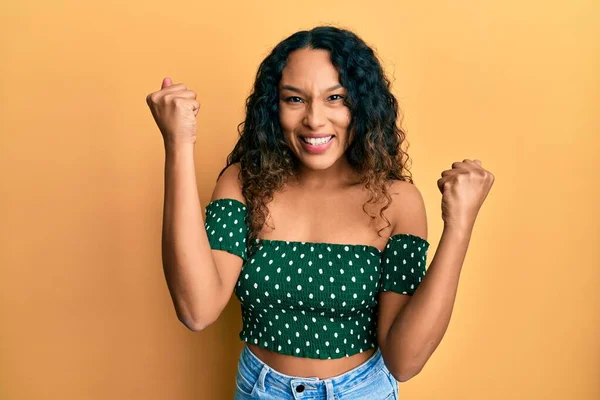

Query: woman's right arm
[[161, 143, 245, 331]]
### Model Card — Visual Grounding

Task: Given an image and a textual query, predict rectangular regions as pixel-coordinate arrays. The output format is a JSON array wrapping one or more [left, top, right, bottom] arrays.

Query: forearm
[[161, 143, 222, 330], [385, 224, 472, 381]]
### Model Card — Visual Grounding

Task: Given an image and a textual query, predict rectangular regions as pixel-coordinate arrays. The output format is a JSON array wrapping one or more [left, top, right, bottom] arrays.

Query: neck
[[290, 156, 361, 191]]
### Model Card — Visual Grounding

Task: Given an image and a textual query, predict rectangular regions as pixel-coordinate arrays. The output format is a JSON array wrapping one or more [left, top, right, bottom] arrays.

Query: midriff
[[247, 343, 376, 379]]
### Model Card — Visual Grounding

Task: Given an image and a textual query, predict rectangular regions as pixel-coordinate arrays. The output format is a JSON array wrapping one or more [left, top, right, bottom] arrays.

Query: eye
[[328, 94, 345, 101], [285, 96, 303, 103]]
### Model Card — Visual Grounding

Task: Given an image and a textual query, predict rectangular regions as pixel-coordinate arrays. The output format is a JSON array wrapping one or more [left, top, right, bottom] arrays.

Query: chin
[[296, 154, 343, 171]]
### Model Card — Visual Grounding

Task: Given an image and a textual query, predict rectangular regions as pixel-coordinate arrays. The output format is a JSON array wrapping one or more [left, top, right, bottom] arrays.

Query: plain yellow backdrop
[[1, 0, 598, 399]]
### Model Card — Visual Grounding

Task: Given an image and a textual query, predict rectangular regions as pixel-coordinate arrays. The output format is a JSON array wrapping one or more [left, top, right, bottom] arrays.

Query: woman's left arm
[[385, 223, 472, 382], [385, 159, 494, 381]]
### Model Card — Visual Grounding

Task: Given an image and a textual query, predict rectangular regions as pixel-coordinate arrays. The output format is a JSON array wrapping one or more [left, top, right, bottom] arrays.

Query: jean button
[[296, 384, 305, 392]]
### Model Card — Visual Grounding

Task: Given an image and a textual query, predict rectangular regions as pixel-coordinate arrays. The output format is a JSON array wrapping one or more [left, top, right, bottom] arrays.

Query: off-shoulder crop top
[[204, 198, 430, 360]]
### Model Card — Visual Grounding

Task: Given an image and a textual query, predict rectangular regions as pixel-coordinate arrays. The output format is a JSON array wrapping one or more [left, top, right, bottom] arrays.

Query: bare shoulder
[[209, 162, 246, 205], [386, 179, 428, 240]]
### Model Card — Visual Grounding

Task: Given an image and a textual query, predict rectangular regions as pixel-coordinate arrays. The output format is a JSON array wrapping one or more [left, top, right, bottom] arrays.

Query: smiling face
[[278, 48, 353, 172]]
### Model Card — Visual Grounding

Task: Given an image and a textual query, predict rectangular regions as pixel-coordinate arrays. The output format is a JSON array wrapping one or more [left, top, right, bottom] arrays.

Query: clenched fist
[[437, 159, 495, 231], [146, 77, 200, 146]]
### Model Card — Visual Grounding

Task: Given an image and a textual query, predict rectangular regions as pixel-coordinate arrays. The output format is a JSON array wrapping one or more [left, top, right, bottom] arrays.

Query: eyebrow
[[280, 84, 343, 95]]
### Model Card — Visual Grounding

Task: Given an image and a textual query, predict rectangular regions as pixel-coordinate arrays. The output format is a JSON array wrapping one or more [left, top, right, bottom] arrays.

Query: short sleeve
[[380, 233, 430, 295], [204, 198, 248, 261]]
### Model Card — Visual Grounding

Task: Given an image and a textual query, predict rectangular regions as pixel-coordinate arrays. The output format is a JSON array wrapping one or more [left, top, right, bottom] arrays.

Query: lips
[[300, 134, 333, 138], [300, 136, 333, 144], [299, 135, 335, 154]]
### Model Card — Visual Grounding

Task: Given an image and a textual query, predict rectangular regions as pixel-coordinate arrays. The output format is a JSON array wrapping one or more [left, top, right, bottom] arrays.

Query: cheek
[[278, 109, 296, 146], [332, 109, 351, 130], [278, 107, 296, 133]]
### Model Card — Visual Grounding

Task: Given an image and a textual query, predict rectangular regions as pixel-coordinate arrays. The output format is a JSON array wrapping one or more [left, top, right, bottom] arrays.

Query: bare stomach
[[247, 343, 376, 379]]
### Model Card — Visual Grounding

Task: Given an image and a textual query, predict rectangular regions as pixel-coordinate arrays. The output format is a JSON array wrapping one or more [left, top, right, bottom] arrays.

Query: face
[[278, 48, 352, 171]]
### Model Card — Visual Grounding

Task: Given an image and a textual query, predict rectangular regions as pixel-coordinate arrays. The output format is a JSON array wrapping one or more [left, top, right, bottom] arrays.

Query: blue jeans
[[234, 344, 399, 399]]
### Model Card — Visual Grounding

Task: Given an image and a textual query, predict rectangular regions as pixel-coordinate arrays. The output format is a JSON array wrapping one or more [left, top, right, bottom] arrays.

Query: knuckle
[[147, 93, 157, 105], [164, 93, 177, 104]]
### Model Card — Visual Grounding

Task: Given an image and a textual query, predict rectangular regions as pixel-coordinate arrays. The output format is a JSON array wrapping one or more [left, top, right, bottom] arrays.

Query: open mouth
[[300, 136, 334, 146]]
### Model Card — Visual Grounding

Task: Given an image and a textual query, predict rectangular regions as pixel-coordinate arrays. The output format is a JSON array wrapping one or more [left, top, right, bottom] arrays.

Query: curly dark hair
[[218, 25, 414, 253]]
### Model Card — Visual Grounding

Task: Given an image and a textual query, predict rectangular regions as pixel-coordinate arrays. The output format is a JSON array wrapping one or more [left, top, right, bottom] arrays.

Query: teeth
[[302, 136, 333, 146]]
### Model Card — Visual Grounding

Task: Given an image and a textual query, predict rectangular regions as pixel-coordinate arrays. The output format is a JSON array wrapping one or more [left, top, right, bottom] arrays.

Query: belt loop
[[257, 364, 270, 392], [325, 380, 335, 399]]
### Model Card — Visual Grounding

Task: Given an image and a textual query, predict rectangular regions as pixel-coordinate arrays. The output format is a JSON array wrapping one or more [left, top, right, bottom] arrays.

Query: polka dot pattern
[[204, 199, 248, 261], [380, 234, 430, 295], [204, 198, 430, 360]]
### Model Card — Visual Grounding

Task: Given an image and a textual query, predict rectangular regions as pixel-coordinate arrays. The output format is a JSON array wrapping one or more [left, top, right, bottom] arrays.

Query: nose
[[303, 100, 327, 130]]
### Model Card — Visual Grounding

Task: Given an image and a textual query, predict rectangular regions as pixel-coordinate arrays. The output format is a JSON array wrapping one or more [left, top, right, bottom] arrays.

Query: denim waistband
[[240, 344, 384, 390]]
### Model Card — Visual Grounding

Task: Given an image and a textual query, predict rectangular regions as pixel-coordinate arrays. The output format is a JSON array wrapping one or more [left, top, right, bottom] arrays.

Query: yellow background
[[1, 0, 598, 398]]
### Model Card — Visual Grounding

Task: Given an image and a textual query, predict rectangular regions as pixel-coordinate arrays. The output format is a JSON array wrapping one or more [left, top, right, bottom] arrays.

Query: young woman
[[146, 25, 494, 399]]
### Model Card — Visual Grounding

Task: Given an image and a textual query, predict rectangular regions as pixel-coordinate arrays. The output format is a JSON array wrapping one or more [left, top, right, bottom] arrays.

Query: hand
[[145, 77, 200, 146], [437, 159, 495, 231]]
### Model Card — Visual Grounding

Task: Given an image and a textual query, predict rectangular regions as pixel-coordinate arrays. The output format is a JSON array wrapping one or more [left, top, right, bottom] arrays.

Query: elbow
[[177, 308, 217, 332], [394, 363, 423, 383], [172, 289, 225, 332], [382, 342, 423, 383], [181, 315, 215, 332]]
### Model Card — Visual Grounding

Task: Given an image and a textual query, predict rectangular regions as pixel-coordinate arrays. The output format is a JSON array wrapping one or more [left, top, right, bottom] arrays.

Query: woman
[[146, 25, 494, 399]]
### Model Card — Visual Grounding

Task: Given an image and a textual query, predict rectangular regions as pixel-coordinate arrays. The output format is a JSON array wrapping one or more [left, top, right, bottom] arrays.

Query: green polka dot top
[[204, 198, 430, 360]]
